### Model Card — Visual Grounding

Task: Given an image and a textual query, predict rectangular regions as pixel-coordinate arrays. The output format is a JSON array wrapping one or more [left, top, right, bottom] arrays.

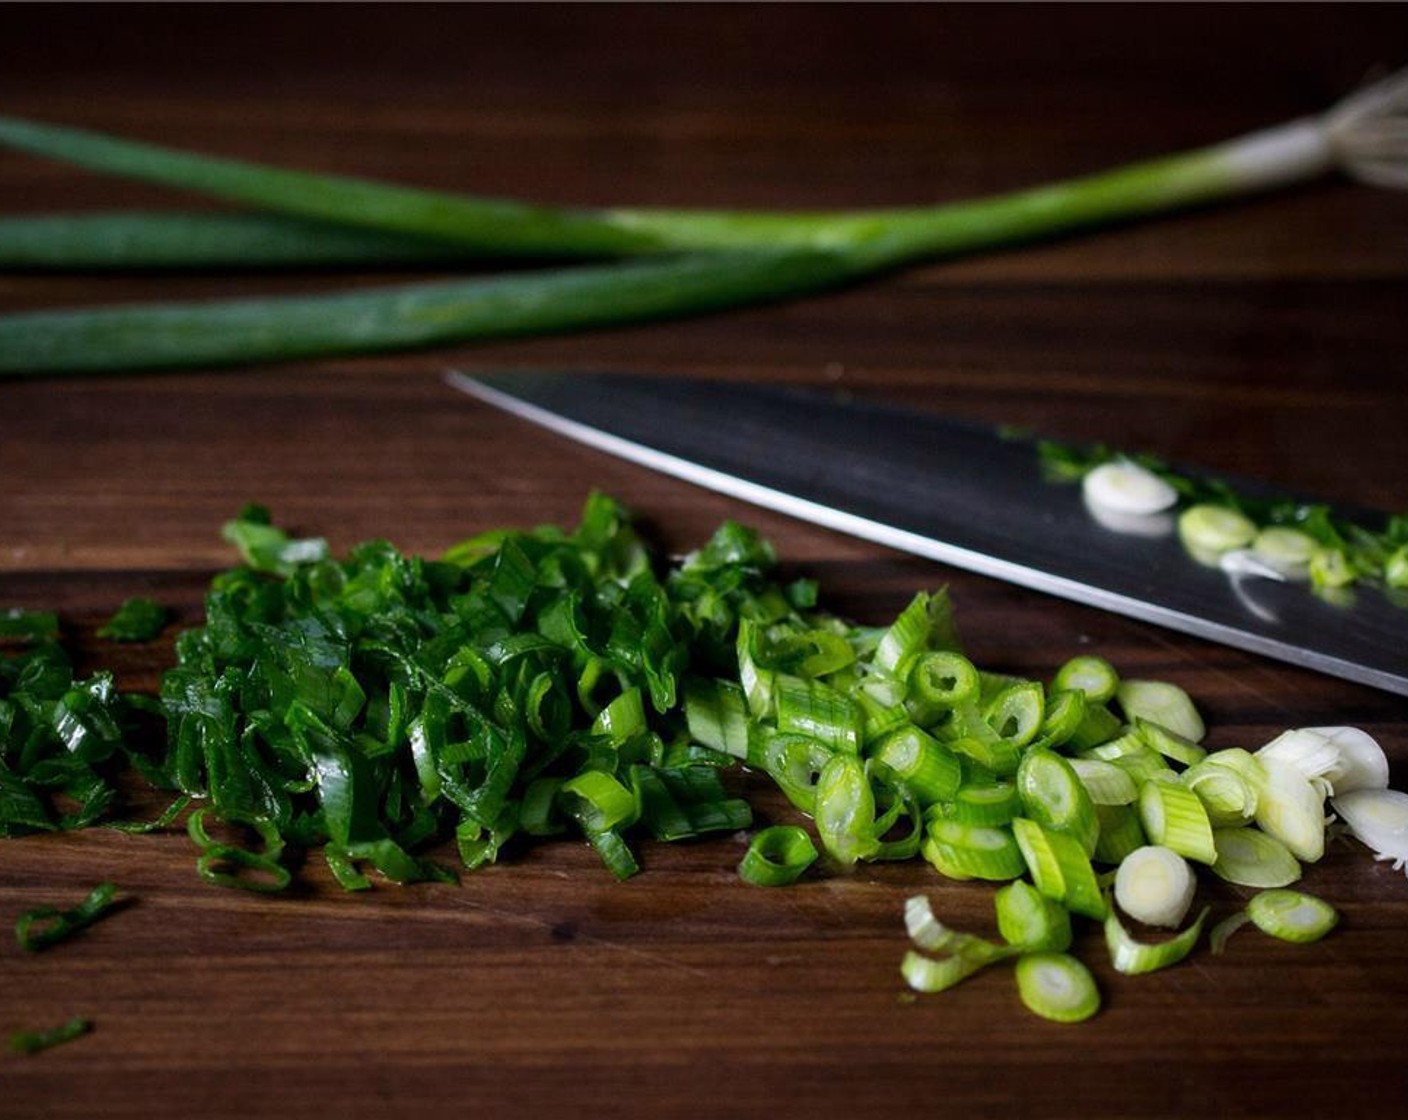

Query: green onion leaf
[[95, 597, 169, 642]]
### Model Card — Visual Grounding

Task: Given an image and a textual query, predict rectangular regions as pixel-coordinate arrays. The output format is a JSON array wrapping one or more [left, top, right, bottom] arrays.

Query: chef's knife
[[447, 370, 1407, 697]]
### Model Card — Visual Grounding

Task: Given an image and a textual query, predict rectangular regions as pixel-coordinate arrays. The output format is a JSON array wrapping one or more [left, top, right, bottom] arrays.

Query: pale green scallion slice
[[1068, 757, 1139, 806], [994, 879, 1072, 953], [1014, 952, 1101, 1024], [924, 818, 1025, 881], [1247, 889, 1339, 944], [1016, 748, 1099, 856], [1178, 504, 1257, 565], [1210, 826, 1302, 888], [1011, 818, 1107, 919], [1138, 777, 1218, 865], [1116, 679, 1206, 743], [1105, 904, 1210, 975]]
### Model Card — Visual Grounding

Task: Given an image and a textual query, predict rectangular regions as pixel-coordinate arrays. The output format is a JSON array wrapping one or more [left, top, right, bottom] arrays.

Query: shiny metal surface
[[448, 370, 1408, 696]]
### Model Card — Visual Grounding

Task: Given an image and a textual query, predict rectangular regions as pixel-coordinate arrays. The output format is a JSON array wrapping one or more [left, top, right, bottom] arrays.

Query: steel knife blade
[[447, 370, 1407, 697]]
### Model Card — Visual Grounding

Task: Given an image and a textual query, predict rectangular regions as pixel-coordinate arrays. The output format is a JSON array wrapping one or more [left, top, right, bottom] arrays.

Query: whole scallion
[[0, 67, 1405, 373]]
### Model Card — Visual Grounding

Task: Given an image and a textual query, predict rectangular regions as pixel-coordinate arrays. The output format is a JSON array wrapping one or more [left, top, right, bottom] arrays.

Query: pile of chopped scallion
[[3, 495, 1404, 1027]]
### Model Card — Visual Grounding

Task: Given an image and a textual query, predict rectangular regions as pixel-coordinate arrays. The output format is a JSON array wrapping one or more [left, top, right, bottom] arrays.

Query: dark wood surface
[[3, 6, 1407, 1117]]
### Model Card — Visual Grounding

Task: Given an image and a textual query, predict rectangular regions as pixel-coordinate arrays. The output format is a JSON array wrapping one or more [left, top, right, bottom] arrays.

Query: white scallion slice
[[1113, 845, 1196, 929], [1105, 904, 1210, 975], [1272, 726, 1391, 796], [1252, 757, 1327, 863], [1331, 787, 1408, 874], [1082, 460, 1178, 517], [1014, 953, 1101, 1024], [1247, 889, 1338, 944], [1138, 777, 1217, 865], [1210, 826, 1301, 888], [1012, 818, 1107, 919], [1116, 679, 1205, 743]]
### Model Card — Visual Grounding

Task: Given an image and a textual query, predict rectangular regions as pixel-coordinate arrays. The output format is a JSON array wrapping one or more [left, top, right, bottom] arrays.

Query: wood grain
[[2, 5, 1407, 1118]]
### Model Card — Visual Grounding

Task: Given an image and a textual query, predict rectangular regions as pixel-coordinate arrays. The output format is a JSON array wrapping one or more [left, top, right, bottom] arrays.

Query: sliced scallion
[[1068, 757, 1139, 807], [943, 781, 1020, 827], [1138, 777, 1218, 865], [1011, 817, 1107, 920], [14, 882, 121, 952], [870, 726, 963, 806], [1113, 845, 1195, 929], [924, 818, 1025, 882], [1246, 889, 1339, 944], [1093, 804, 1147, 866], [738, 826, 819, 887], [7, 1016, 92, 1055], [1252, 757, 1327, 863], [1105, 904, 1210, 975], [994, 879, 1073, 953], [1330, 787, 1408, 874], [1052, 656, 1120, 705], [1016, 748, 1099, 856], [1116, 679, 1205, 744], [1210, 826, 1302, 889], [1014, 952, 1101, 1024]]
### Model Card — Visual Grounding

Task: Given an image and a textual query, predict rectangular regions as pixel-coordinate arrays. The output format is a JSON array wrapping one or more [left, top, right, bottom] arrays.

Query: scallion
[[7, 1016, 92, 1056], [1113, 845, 1196, 929], [1105, 904, 1210, 975], [1247, 888, 1339, 944], [14, 882, 121, 952], [1209, 826, 1302, 888], [738, 825, 819, 887], [3, 68, 1407, 373], [1014, 953, 1101, 1024]]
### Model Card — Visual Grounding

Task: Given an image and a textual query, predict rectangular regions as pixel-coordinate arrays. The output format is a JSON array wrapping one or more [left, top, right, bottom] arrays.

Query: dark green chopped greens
[[140, 491, 798, 885], [0, 626, 165, 836], [7, 1015, 92, 1055], [97, 597, 169, 642], [15, 882, 121, 952], [1039, 438, 1408, 594]]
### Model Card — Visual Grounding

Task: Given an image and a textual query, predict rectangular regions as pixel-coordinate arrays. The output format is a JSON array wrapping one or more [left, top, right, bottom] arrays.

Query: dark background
[[2, 5, 1407, 1118]]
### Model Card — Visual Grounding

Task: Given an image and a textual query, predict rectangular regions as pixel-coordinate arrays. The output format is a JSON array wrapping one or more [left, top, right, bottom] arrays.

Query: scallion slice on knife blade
[[1, 68, 1407, 372]]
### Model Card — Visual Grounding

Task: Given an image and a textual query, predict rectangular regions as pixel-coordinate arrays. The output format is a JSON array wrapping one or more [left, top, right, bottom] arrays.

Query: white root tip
[[1327, 65, 1408, 189]]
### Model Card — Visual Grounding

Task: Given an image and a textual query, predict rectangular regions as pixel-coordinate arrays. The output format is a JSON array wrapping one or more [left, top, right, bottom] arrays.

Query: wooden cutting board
[[2, 6, 1407, 1117]]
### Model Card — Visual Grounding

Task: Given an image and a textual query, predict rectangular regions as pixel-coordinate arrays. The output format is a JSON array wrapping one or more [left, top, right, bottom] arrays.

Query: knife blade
[[446, 370, 1407, 697]]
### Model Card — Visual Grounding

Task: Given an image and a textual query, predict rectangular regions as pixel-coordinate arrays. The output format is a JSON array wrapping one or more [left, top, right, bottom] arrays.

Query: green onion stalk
[[0, 66, 1405, 374]]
